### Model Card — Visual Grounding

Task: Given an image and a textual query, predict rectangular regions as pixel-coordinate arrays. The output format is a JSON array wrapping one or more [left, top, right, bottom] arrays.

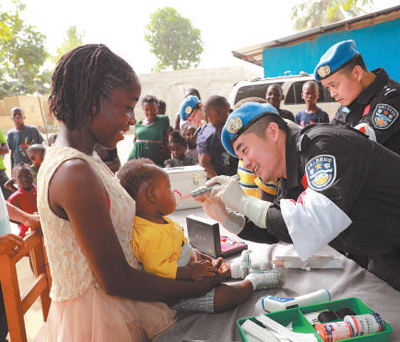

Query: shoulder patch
[[305, 155, 336, 191], [383, 85, 397, 97], [371, 103, 399, 129]]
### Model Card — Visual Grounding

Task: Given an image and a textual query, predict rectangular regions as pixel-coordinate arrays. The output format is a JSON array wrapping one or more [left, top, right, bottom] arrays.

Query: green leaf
[[144, 6, 203, 71]]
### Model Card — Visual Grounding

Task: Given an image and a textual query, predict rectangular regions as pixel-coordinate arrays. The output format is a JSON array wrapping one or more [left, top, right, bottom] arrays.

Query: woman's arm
[[6, 202, 41, 229], [49, 159, 221, 302]]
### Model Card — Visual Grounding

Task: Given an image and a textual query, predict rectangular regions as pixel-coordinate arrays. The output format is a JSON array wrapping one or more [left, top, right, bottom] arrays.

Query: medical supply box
[[237, 297, 392, 342], [165, 165, 207, 210]]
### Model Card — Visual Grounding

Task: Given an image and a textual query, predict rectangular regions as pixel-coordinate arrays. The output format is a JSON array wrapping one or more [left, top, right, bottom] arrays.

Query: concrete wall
[[137, 66, 257, 122], [0, 66, 257, 135], [0, 96, 52, 134], [262, 17, 400, 81]]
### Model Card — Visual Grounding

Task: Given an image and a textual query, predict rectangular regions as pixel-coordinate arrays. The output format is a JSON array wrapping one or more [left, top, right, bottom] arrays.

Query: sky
[[2, 0, 400, 76]]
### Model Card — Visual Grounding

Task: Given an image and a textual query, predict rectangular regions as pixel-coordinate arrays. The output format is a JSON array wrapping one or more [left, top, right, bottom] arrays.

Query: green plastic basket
[[237, 297, 392, 341]]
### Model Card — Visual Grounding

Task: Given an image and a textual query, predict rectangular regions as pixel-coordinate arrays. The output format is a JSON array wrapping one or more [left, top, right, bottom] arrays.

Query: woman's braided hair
[[49, 44, 137, 130]]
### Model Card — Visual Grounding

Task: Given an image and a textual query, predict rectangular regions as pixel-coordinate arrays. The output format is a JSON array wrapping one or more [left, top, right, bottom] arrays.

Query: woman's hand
[[0, 234, 25, 256]]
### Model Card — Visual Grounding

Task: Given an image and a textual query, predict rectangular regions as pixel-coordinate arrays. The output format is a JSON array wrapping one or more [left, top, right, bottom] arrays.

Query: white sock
[[230, 250, 250, 279], [245, 270, 285, 291]]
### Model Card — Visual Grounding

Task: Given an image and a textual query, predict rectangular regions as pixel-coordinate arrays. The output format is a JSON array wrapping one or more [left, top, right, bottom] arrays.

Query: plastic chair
[[0, 229, 51, 342]]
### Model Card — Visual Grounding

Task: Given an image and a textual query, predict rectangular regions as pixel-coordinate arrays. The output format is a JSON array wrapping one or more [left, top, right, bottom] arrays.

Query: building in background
[[232, 5, 400, 81]]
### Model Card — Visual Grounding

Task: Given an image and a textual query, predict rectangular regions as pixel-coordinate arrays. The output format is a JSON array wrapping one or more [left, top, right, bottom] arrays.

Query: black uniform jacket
[[331, 68, 400, 155], [238, 123, 400, 258]]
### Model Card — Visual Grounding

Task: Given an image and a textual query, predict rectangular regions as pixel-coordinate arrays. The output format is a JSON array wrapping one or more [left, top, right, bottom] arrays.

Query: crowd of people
[[0, 38, 399, 341]]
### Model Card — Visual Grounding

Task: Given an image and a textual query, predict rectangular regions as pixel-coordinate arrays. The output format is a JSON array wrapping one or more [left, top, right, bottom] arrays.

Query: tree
[[50, 26, 85, 64], [144, 7, 203, 72], [0, 21, 12, 43], [291, 0, 374, 32], [0, 1, 51, 98]]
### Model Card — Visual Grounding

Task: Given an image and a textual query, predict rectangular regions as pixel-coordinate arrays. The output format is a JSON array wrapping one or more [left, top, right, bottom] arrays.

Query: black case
[[186, 215, 248, 258]]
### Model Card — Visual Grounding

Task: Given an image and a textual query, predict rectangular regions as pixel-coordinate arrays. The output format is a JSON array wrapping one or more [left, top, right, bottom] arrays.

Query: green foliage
[[0, 22, 12, 43], [145, 7, 203, 72], [0, 1, 51, 98], [50, 26, 85, 64], [291, 0, 374, 32]]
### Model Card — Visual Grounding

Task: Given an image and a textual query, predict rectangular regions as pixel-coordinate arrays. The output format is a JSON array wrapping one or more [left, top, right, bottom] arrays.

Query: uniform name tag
[[305, 155, 336, 191], [372, 103, 399, 129]]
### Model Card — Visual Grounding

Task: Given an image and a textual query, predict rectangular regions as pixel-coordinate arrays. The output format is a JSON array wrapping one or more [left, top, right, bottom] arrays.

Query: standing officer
[[314, 39, 400, 154], [199, 102, 400, 290], [179, 95, 206, 128]]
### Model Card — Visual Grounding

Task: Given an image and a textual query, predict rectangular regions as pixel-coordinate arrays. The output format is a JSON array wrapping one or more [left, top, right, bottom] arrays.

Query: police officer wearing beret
[[179, 95, 205, 127], [199, 102, 400, 290], [315, 39, 400, 154]]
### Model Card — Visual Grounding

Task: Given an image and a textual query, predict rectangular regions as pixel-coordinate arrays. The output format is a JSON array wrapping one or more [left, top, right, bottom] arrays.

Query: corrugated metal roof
[[232, 5, 400, 67]]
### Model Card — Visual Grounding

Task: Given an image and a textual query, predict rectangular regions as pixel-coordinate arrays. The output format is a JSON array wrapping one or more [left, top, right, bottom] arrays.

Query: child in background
[[164, 130, 197, 168], [117, 159, 285, 313], [6, 163, 37, 238], [27, 144, 46, 185], [266, 84, 295, 122], [7, 107, 44, 168], [199, 95, 237, 178], [5, 144, 46, 192], [295, 81, 330, 127], [158, 99, 167, 115], [182, 124, 198, 162]]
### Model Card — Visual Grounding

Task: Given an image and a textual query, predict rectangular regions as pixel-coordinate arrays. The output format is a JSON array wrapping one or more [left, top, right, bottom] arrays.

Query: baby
[[117, 158, 285, 313]]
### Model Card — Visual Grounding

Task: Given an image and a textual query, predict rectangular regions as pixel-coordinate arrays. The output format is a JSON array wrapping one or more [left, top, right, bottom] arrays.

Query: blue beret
[[221, 102, 279, 157], [314, 40, 359, 81], [180, 95, 201, 120]]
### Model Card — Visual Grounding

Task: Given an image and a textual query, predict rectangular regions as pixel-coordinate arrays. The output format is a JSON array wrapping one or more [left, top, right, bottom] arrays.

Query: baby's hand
[[190, 260, 217, 280], [213, 257, 230, 280], [212, 257, 224, 269], [194, 250, 212, 263]]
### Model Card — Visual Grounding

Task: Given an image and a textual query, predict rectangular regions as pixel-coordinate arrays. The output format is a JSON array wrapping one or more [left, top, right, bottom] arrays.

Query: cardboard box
[[166, 165, 207, 210]]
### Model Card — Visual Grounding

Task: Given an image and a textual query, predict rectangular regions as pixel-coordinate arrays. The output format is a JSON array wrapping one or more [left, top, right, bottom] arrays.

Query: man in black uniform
[[314, 39, 400, 155], [199, 102, 400, 290]]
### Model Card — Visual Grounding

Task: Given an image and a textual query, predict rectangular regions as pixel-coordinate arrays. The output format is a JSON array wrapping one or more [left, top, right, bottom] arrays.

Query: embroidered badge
[[226, 116, 243, 134], [317, 65, 331, 78], [185, 105, 193, 115], [372, 103, 399, 129], [305, 155, 336, 191]]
